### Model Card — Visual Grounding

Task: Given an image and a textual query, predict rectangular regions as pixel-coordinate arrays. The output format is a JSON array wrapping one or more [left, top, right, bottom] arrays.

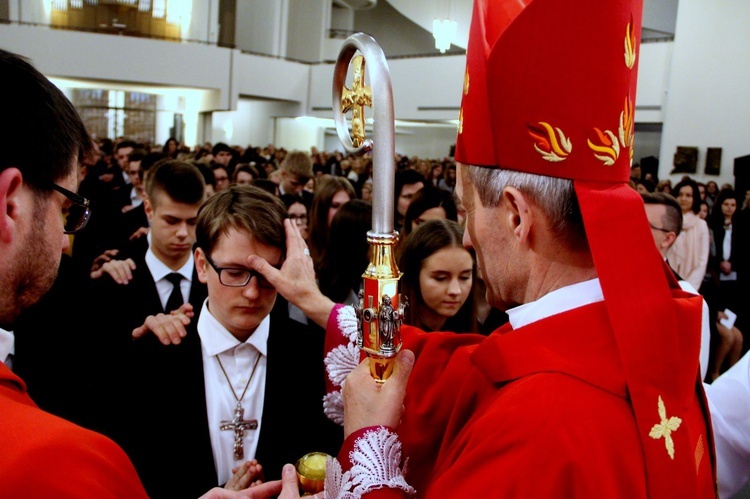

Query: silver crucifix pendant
[[219, 403, 258, 460]]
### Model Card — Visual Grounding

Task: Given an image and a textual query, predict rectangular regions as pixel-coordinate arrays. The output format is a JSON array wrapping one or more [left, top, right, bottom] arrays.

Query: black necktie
[[165, 273, 184, 313]]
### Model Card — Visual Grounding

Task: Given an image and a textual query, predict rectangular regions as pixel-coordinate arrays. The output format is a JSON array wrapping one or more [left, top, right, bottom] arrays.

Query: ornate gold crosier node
[[333, 34, 404, 382]]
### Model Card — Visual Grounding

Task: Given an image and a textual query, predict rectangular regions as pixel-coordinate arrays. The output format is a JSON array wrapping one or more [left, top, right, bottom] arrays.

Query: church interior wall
[[2, 1, 748, 174], [659, 0, 750, 189]]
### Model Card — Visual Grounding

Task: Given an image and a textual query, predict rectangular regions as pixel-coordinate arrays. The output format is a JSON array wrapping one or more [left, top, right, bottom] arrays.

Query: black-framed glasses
[[649, 223, 672, 234], [50, 183, 91, 234], [204, 253, 275, 289]]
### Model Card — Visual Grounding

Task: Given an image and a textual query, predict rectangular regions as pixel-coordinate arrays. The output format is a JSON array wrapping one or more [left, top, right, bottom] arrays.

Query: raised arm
[[248, 219, 334, 328]]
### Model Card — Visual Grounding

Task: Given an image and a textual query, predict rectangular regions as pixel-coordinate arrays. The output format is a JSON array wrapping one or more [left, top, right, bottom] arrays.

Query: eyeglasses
[[204, 253, 275, 289], [289, 214, 307, 224], [649, 224, 672, 234], [50, 183, 91, 234]]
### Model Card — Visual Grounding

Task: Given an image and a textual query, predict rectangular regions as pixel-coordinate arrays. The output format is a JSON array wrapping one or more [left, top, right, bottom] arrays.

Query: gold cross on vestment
[[648, 396, 682, 460], [341, 55, 372, 148], [220, 403, 258, 460]]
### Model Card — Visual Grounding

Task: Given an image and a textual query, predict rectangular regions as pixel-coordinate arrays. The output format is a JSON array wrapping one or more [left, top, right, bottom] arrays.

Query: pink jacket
[[667, 211, 710, 290]]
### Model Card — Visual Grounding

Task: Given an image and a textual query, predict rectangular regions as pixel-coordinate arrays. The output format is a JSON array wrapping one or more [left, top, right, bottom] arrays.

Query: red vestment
[[0, 364, 147, 498], [327, 296, 716, 497]]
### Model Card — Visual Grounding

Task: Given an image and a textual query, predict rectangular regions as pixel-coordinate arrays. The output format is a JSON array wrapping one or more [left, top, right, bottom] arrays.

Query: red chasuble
[[328, 293, 716, 497], [0, 364, 148, 497]]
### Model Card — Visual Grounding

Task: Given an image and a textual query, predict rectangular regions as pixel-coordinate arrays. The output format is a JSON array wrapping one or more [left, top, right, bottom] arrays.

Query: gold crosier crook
[[332, 34, 406, 382]]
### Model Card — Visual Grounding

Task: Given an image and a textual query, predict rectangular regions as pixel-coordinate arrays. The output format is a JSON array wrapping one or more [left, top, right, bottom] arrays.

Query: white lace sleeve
[[324, 306, 361, 424], [337, 304, 360, 343], [325, 427, 416, 498]]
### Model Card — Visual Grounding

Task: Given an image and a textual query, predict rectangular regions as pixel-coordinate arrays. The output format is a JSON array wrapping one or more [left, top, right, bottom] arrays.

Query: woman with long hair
[[401, 185, 458, 240], [317, 200, 372, 305], [280, 193, 310, 241], [307, 175, 356, 266], [706, 189, 743, 379], [667, 178, 710, 290], [398, 219, 477, 333]]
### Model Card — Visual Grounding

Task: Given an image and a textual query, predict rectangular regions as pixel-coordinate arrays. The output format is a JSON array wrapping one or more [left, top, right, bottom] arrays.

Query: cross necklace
[[217, 351, 262, 460]]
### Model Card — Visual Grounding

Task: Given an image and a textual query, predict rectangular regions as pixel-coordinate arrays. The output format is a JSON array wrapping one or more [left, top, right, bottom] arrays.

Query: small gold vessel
[[295, 452, 330, 495]]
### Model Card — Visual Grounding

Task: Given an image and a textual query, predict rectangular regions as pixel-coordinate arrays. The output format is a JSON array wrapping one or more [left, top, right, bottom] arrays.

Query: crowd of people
[[631, 164, 750, 381], [4, 89, 485, 496], [2, 0, 750, 496]]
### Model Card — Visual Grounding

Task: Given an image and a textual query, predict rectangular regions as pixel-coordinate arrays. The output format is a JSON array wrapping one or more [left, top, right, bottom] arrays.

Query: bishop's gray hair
[[463, 165, 588, 251]]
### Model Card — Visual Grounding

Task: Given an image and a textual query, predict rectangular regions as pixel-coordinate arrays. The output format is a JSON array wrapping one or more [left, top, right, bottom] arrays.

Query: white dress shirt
[[145, 247, 194, 311], [0, 328, 14, 370], [720, 225, 737, 281], [197, 300, 269, 486], [129, 186, 143, 208], [506, 278, 604, 329], [704, 352, 750, 497]]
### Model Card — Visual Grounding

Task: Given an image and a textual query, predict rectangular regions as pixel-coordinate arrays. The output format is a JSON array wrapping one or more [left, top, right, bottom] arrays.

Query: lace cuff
[[324, 305, 361, 424], [325, 427, 416, 498]]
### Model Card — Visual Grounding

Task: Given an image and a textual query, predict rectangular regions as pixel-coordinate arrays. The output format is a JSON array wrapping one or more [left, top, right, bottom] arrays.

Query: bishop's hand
[[343, 349, 415, 438], [247, 218, 335, 328]]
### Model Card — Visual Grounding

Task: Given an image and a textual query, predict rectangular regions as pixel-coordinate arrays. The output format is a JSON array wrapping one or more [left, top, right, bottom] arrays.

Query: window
[[73, 89, 156, 144]]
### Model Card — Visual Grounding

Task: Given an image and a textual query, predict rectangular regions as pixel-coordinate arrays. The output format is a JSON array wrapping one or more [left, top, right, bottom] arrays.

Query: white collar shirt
[[506, 278, 603, 330], [145, 247, 194, 311], [197, 299, 269, 486], [720, 226, 737, 281], [129, 186, 143, 207], [0, 328, 14, 370]]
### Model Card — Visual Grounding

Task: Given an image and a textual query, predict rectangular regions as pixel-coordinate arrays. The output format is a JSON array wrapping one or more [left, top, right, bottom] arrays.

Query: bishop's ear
[[0, 168, 25, 245], [502, 186, 534, 244]]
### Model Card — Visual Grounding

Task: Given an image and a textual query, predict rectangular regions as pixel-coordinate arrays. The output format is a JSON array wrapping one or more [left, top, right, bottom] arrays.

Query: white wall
[[0, 20, 683, 161], [235, 0, 285, 56], [185, 0, 215, 43], [323, 125, 459, 159], [213, 99, 302, 147], [636, 42, 672, 123], [0, 24, 233, 109], [275, 117, 325, 151], [232, 51, 310, 105], [286, 0, 326, 62], [659, 0, 750, 187], [309, 54, 466, 122]]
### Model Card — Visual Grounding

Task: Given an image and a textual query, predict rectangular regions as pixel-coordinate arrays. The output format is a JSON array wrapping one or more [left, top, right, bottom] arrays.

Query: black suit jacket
[[122, 298, 341, 499], [13, 255, 95, 426], [83, 250, 208, 440], [116, 203, 149, 250]]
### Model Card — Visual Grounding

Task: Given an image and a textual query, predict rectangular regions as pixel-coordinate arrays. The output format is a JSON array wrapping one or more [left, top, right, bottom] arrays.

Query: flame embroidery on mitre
[[528, 122, 572, 162], [457, 68, 468, 135], [624, 15, 637, 69], [619, 96, 635, 163], [587, 127, 620, 166]]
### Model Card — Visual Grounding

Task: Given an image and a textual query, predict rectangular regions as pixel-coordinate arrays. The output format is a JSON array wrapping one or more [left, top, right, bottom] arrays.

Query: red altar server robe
[[327, 298, 716, 497], [0, 364, 147, 498]]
